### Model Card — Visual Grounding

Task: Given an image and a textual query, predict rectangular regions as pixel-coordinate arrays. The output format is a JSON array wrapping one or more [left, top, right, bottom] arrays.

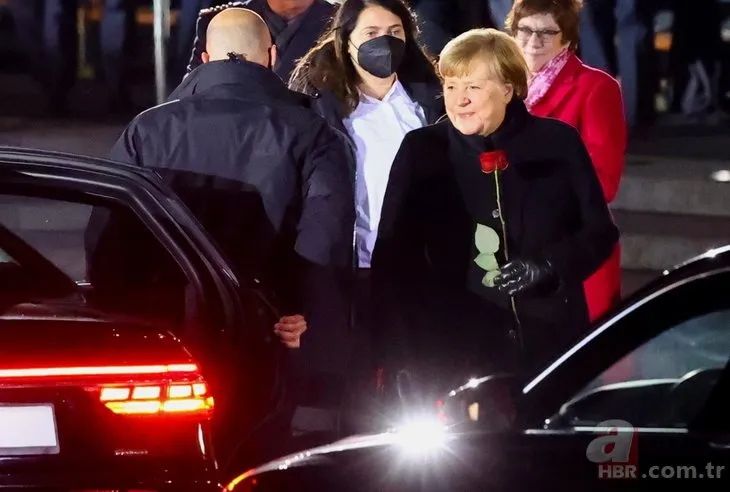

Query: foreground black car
[[0, 147, 288, 490], [228, 245, 730, 491]]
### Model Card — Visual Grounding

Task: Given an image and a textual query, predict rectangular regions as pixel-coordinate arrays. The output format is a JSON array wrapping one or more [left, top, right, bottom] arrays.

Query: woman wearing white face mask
[[507, 0, 626, 324], [290, 0, 443, 404]]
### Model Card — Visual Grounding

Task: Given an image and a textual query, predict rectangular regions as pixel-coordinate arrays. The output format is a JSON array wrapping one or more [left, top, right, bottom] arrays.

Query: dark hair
[[289, 0, 438, 114], [506, 0, 583, 51]]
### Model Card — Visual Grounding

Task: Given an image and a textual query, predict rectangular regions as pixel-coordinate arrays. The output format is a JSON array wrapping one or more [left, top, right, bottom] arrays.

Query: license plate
[[0, 404, 60, 455]]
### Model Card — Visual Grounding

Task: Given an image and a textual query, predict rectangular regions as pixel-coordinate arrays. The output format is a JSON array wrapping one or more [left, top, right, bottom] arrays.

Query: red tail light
[[0, 363, 214, 417], [99, 380, 213, 415]]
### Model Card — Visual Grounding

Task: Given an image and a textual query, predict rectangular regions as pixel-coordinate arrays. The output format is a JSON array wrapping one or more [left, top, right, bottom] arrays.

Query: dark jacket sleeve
[[109, 120, 141, 165], [541, 126, 619, 285], [289, 118, 355, 385], [295, 119, 354, 268], [371, 134, 428, 369], [372, 134, 422, 278]]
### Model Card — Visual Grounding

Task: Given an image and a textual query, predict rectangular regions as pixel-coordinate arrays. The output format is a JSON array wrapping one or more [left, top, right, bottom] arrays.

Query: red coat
[[529, 53, 626, 321]]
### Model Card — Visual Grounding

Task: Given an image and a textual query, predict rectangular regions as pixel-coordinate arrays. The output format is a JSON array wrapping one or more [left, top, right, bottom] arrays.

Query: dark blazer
[[372, 98, 619, 377]]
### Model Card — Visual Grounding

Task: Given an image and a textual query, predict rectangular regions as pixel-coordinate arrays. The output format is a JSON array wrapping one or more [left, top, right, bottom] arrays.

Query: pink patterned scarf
[[525, 49, 572, 110]]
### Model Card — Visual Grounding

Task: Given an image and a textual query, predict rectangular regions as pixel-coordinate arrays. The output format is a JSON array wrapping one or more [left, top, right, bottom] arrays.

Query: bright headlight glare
[[394, 417, 448, 455]]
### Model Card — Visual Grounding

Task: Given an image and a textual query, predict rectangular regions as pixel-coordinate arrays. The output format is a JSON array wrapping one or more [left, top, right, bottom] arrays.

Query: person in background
[[667, 0, 724, 119], [487, 0, 514, 31], [507, 0, 626, 322], [178, 0, 335, 84], [288, 0, 443, 428], [8, 0, 137, 114], [97, 6, 354, 464], [175, 0, 221, 80], [408, 0, 497, 55], [372, 29, 618, 391], [577, 0, 657, 129]]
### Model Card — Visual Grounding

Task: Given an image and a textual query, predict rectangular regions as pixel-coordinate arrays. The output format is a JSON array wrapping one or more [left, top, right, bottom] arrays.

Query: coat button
[[492, 209, 500, 219]]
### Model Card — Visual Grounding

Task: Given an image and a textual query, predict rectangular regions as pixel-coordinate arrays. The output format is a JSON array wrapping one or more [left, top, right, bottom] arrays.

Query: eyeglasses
[[514, 26, 561, 42]]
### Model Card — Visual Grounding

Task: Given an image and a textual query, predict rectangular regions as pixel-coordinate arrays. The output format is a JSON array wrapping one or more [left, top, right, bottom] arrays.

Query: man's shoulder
[[315, 0, 338, 13], [199, 0, 336, 21], [130, 98, 186, 126]]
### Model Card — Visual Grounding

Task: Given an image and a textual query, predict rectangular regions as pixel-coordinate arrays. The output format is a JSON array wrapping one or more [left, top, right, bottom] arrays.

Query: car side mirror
[[441, 374, 520, 432]]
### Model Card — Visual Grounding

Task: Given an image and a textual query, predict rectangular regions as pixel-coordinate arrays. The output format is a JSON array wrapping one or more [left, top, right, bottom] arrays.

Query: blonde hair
[[438, 28, 529, 99]]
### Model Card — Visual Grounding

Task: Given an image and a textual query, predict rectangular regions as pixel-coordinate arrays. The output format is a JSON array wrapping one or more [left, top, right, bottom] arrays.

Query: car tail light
[[96, 367, 213, 416], [99, 380, 213, 416], [0, 363, 214, 417]]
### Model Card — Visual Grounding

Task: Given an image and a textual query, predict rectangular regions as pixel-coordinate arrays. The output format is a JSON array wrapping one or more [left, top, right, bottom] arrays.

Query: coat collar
[[529, 52, 583, 116], [167, 59, 310, 106], [446, 97, 532, 247], [452, 97, 530, 153]]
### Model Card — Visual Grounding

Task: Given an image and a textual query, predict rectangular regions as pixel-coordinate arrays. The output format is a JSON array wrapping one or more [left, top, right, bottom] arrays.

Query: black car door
[[487, 266, 730, 490], [0, 148, 285, 449]]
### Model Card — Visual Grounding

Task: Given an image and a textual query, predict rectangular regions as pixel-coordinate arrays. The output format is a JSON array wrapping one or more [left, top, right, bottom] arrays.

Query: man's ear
[[269, 45, 278, 69], [201, 51, 210, 64]]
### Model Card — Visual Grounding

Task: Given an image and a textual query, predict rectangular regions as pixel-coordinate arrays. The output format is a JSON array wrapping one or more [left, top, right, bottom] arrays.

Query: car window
[[0, 247, 15, 264], [588, 309, 730, 387], [549, 274, 730, 431], [0, 194, 190, 329]]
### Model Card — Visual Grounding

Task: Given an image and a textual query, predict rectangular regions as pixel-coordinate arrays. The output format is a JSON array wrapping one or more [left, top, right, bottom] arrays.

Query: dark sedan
[[0, 147, 289, 490], [227, 245, 730, 491]]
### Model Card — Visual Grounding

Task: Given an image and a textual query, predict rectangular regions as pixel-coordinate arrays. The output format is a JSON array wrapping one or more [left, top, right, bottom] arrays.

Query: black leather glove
[[493, 259, 557, 296]]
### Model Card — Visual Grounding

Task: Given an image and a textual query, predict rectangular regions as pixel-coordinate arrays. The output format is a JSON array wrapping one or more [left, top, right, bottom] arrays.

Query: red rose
[[479, 150, 509, 174]]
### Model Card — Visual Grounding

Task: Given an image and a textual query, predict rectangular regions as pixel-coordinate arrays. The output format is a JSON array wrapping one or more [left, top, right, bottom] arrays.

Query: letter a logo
[[586, 419, 637, 465]]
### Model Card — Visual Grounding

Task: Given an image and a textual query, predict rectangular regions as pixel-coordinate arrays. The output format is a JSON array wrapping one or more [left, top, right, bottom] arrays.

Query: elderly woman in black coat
[[371, 28, 619, 389]]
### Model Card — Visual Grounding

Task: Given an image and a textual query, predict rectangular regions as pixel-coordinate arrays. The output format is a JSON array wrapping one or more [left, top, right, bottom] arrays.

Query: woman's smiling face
[[443, 61, 513, 136]]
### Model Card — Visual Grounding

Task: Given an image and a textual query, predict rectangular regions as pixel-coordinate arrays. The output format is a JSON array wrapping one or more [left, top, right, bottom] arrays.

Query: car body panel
[[0, 146, 278, 490], [228, 246, 730, 490]]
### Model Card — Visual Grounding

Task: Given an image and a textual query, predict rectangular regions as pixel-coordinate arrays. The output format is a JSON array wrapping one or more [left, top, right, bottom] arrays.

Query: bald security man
[[97, 7, 355, 467]]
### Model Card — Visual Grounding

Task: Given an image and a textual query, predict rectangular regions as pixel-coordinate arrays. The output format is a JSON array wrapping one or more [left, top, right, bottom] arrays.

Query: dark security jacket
[[372, 98, 619, 376], [184, 0, 335, 83], [108, 60, 355, 378]]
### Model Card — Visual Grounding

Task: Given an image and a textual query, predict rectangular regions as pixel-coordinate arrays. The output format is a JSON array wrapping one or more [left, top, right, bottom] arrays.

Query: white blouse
[[343, 79, 427, 268]]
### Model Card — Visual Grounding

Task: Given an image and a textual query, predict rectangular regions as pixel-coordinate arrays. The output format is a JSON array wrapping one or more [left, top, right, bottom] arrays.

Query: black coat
[[371, 98, 619, 378], [184, 0, 335, 83], [106, 59, 355, 382]]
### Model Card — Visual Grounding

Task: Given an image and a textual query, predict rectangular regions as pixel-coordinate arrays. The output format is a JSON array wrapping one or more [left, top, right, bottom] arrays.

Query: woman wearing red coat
[[507, 0, 626, 321]]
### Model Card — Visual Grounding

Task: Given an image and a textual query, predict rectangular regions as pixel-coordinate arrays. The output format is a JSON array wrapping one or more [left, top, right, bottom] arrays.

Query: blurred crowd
[[413, 0, 730, 129], [1, 0, 729, 128]]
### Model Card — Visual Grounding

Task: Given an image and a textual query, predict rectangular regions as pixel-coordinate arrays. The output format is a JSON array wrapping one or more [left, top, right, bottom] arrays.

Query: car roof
[[0, 146, 162, 184], [611, 244, 730, 315]]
